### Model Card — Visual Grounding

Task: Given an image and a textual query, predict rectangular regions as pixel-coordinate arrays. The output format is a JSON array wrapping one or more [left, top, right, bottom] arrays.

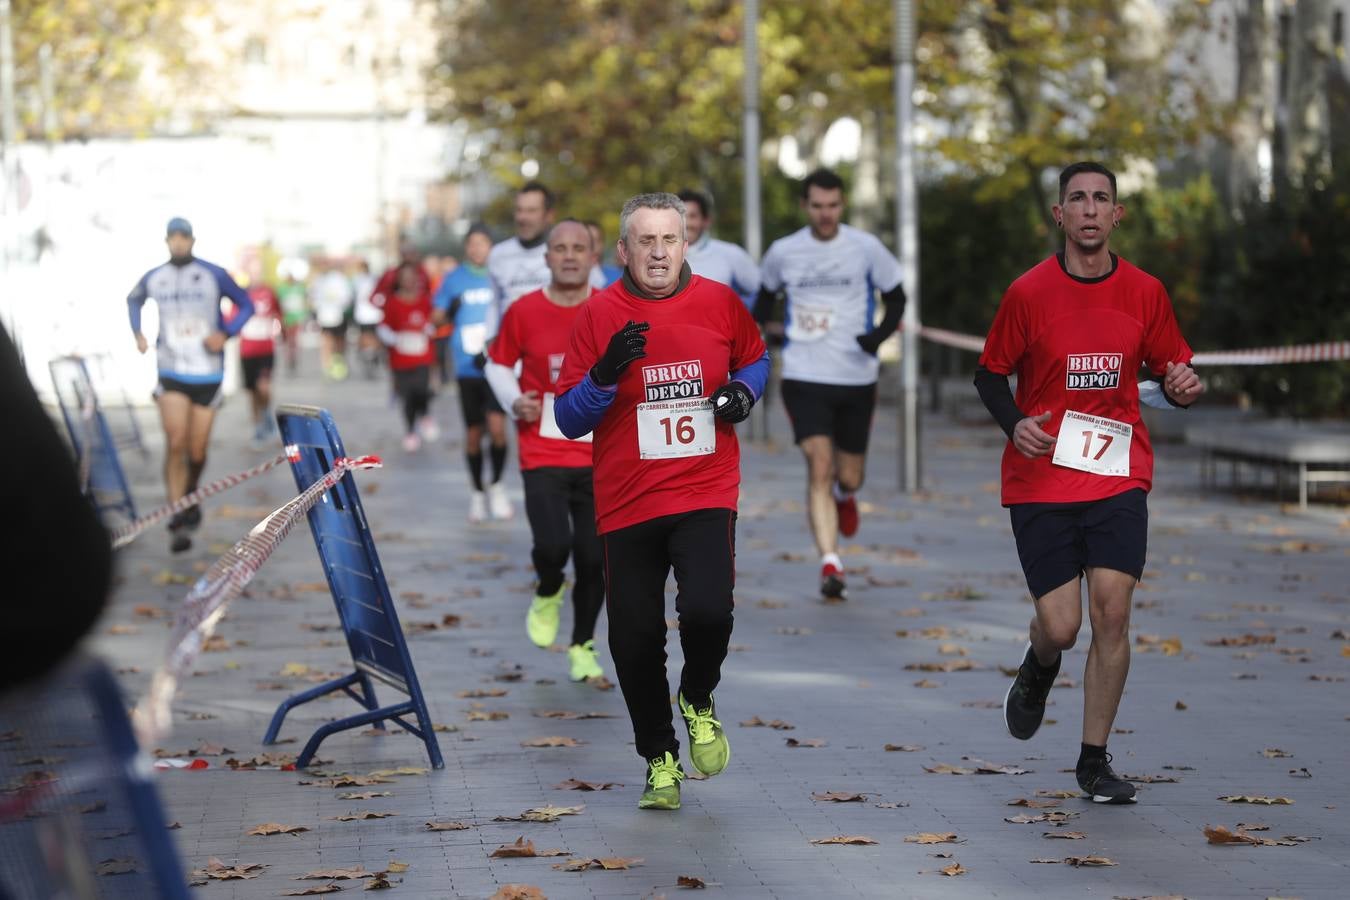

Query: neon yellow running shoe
[[678, 691, 730, 777], [638, 751, 684, 810], [525, 586, 564, 648], [567, 640, 604, 681]]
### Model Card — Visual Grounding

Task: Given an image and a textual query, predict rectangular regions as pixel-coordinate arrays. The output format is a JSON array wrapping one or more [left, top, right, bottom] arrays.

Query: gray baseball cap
[[166, 217, 194, 238]]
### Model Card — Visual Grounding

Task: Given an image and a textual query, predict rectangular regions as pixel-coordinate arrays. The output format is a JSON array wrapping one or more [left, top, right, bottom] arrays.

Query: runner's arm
[[214, 267, 255, 337], [974, 364, 1027, 440], [127, 274, 150, 334], [856, 284, 907, 354], [729, 351, 771, 401], [554, 376, 616, 439], [484, 361, 523, 418]]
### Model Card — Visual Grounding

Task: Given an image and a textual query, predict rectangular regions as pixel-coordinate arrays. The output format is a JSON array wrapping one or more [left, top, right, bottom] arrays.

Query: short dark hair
[[518, 180, 555, 210], [1058, 162, 1117, 202], [677, 189, 711, 218], [465, 222, 493, 242], [801, 168, 845, 199]]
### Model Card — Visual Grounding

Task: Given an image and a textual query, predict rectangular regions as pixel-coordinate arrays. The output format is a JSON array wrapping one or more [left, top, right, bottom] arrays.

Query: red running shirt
[[490, 288, 596, 471], [238, 286, 279, 359], [556, 275, 767, 535], [380, 292, 435, 370], [979, 255, 1193, 506]]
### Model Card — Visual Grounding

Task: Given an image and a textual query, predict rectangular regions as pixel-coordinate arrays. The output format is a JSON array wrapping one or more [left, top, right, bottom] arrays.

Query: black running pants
[[521, 466, 604, 645]]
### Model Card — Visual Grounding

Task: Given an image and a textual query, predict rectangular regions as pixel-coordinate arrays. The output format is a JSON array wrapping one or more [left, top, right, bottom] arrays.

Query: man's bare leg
[[1081, 566, 1135, 746], [157, 392, 193, 503]]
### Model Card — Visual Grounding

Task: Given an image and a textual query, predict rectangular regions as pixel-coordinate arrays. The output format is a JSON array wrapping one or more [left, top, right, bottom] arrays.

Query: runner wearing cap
[[755, 168, 906, 602], [484, 220, 605, 681], [976, 161, 1203, 804], [554, 192, 769, 811], [127, 217, 254, 553], [434, 225, 511, 522]]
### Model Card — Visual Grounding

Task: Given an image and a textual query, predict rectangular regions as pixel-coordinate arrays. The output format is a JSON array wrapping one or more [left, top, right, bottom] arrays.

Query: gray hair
[[618, 192, 687, 245]]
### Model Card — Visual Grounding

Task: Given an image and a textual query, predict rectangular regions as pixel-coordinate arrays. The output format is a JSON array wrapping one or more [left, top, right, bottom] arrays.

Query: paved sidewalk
[[89, 359, 1349, 899]]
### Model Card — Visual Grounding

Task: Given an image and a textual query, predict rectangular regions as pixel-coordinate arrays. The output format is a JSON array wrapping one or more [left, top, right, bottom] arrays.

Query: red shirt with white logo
[[979, 255, 1193, 506], [380, 291, 435, 370], [556, 274, 767, 534], [238, 285, 279, 358], [490, 288, 595, 471]]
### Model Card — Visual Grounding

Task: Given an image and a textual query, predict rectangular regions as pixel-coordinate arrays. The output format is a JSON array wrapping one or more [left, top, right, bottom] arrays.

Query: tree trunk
[[1281, 0, 1334, 189], [1227, 0, 1275, 209]]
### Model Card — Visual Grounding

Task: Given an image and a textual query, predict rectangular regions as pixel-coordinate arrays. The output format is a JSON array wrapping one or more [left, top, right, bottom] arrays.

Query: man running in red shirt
[[377, 263, 438, 452], [554, 193, 769, 811], [484, 220, 606, 682], [238, 265, 281, 446], [975, 162, 1203, 804]]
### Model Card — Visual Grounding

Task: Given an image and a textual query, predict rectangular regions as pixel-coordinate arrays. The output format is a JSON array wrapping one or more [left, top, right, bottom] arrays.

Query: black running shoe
[[180, 504, 203, 531], [169, 529, 192, 554], [820, 562, 847, 602], [1003, 642, 1059, 740], [1076, 752, 1137, 804]]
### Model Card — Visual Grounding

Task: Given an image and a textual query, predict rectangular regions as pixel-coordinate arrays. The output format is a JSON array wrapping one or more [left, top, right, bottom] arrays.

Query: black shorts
[[155, 377, 221, 409], [780, 379, 877, 454], [241, 354, 274, 391], [1009, 488, 1148, 599], [322, 324, 347, 338], [457, 377, 503, 427]]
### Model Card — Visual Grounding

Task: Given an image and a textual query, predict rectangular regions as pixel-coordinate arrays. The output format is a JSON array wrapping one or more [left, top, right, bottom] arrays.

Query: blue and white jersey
[[687, 235, 760, 307], [127, 257, 253, 383], [760, 224, 903, 386], [433, 263, 495, 378]]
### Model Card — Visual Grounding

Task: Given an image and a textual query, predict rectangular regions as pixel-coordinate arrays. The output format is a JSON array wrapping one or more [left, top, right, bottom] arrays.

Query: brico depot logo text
[[642, 359, 705, 401], [1065, 353, 1122, 390]]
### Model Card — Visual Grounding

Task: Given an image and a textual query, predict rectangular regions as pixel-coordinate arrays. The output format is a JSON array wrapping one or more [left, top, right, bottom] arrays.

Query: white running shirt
[[760, 223, 903, 386], [487, 237, 550, 330], [687, 235, 760, 305]]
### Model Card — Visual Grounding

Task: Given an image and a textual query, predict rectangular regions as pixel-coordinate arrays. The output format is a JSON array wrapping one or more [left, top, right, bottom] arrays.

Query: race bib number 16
[[636, 397, 715, 460], [1052, 409, 1132, 477]]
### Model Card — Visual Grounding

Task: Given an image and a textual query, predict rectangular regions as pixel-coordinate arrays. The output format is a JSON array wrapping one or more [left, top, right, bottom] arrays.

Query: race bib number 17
[[1052, 409, 1132, 477], [636, 397, 715, 459]]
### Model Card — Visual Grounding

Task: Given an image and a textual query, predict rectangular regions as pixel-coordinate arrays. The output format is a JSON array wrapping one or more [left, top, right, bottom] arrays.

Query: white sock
[[831, 482, 854, 502], [821, 552, 843, 571]]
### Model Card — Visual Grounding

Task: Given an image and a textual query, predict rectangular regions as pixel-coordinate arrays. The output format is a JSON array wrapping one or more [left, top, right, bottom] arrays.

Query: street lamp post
[[894, 0, 921, 492]]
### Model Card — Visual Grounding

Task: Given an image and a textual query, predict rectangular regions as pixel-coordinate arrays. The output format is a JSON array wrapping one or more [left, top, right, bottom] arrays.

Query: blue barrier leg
[[409, 687, 445, 770], [294, 701, 417, 768], [357, 671, 386, 731], [263, 672, 360, 745]]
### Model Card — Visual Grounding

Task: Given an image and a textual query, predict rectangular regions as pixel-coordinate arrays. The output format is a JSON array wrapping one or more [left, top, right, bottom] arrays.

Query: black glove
[[855, 332, 885, 356], [591, 320, 650, 386], [710, 381, 754, 424], [472, 350, 488, 370]]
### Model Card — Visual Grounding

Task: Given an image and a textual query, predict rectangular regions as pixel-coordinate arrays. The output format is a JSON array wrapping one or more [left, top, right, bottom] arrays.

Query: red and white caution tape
[[110, 453, 290, 549], [1191, 341, 1350, 366], [133, 453, 382, 746], [913, 324, 1348, 366]]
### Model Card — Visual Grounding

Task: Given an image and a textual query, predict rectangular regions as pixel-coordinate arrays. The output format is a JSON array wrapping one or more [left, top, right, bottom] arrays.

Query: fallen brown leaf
[[1042, 831, 1086, 840], [1218, 795, 1293, 805], [912, 679, 942, 688], [297, 867, 374, 880], [366, 766, 428, 777], [812, 791, 868, 803], [338, 791, 391, 801], [677, 875, 707, 888], [905, 659, 982, 673], [924, 763, 974, 775], [1261, 748, 1293, 758], [425, 820, 472, 831], [533, 709, 615, 720], [246, 822, 309, 836], [95, 858, 137, 875], [192, 857, 268, 880], [884, 744, 924, 752], [385, 862, 409, 874], [1205, 634, 1276, 647], [739, 716, 795, 730], [810, 835, 878, 845], [1007, 798, 1061, 809], [494, 804, 585, 823], [904, 833, 961, 845], [1064, 856, 1117, 867], [489, 887, 546, 900], [330, 811, 396, 821], [1035, 789, 1080, 799], [553, 857, 643, 871], [490, 837, 568, 859], [282, 885, 341, 896], [458, 688, 508, 698], [785, 737, 827, 748], [554, 778, 621, 791], [939, 862, 967, 877], [521, 736, 583, 748], [468, 710, 510, 721]]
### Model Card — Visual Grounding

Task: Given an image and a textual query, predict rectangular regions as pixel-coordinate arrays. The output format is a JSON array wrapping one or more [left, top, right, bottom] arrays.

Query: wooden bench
[[1183, 420, 1350, 510]]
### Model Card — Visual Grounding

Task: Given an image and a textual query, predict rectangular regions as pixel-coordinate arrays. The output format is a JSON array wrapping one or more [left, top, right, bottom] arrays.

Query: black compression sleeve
[[752, 286, 778, 325], [872, 283, 906, 341], [974, 365, 1026, 440]]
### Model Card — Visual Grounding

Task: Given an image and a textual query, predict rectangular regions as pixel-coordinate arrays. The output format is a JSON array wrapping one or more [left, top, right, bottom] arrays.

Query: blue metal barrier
[[48, 355, 138, 524], [264, 404, 444, 769], [0, 656, 189, 899]]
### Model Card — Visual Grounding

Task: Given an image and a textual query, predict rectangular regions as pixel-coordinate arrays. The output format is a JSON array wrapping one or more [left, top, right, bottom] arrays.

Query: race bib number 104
[[1051, 409, 1132, 477]]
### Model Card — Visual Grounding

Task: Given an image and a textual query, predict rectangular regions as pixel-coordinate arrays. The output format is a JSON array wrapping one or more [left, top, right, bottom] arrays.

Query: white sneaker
[[402, 432, 422, 452], [488, 483, 513, 520], [418, 416, 440, 443], [468, 491, 488, 523]]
